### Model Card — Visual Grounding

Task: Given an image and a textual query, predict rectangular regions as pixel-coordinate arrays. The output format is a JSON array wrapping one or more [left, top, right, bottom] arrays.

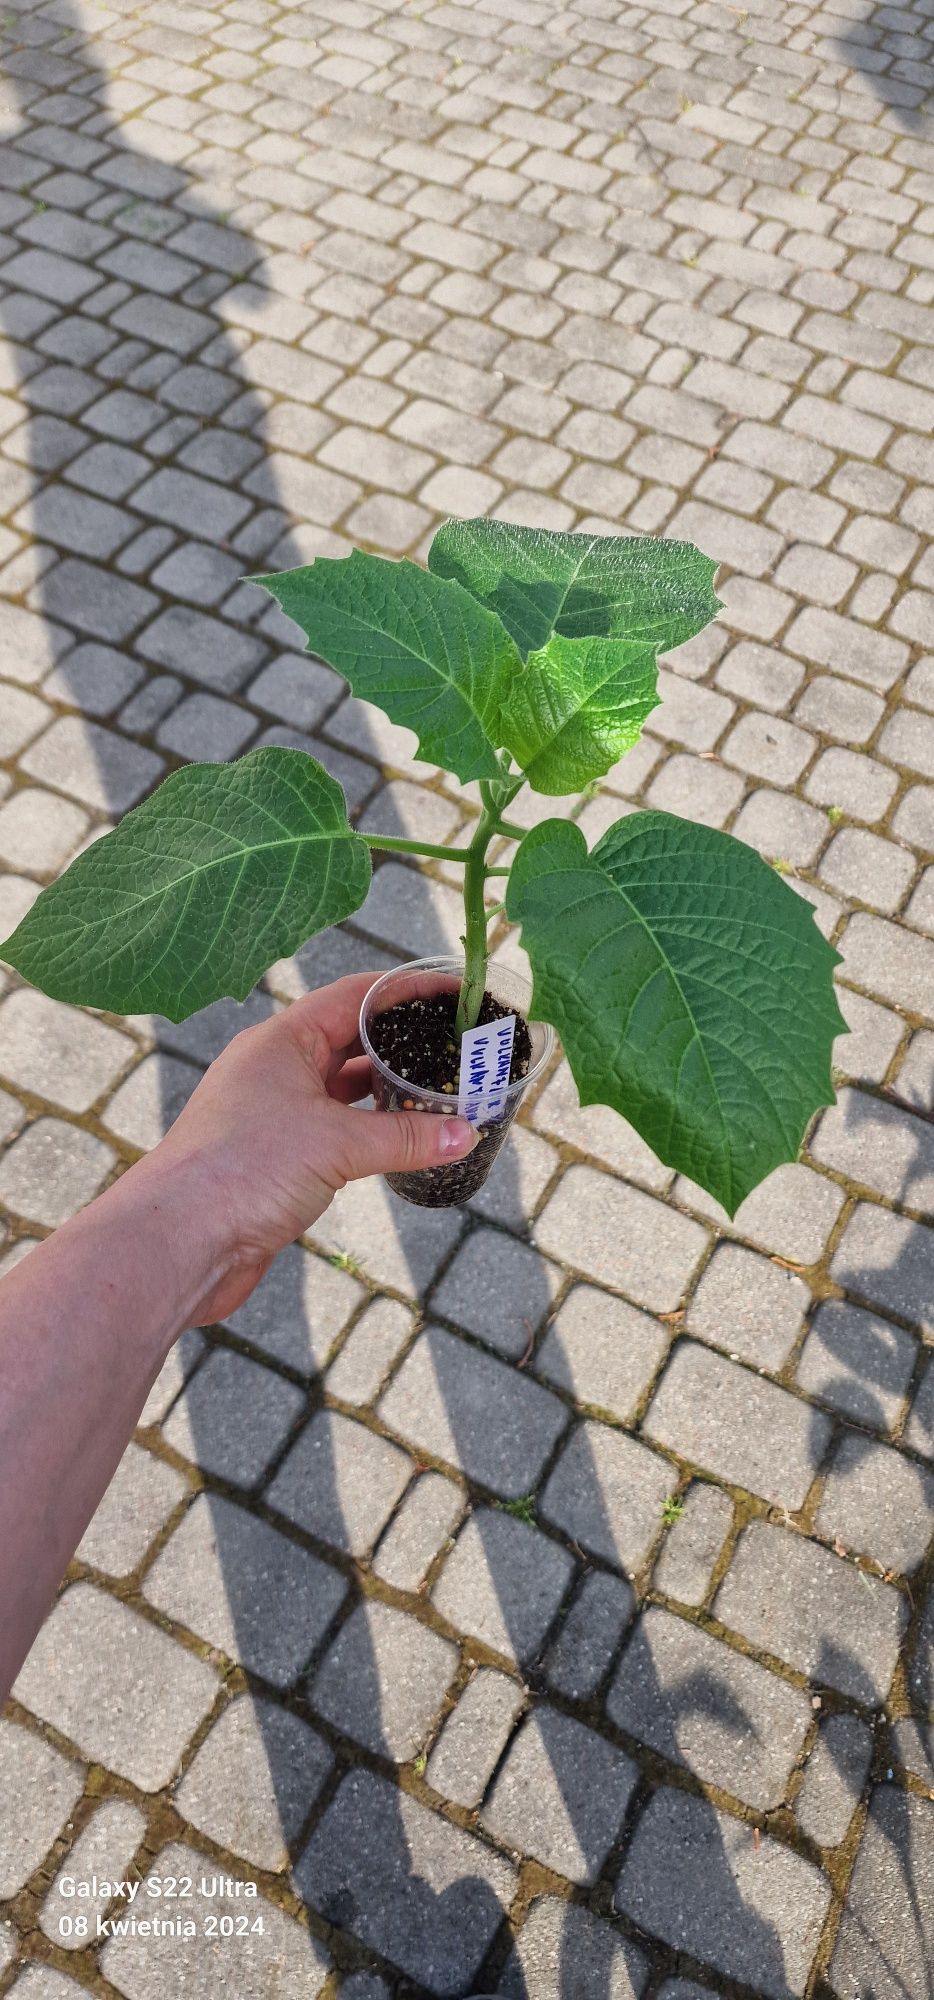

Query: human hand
[[148, 972, 478, 1325]]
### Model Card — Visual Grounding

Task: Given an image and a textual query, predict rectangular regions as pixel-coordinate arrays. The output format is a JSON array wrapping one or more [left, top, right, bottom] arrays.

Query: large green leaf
[[0, 748, 370, 1021], [506, 810, 845, 1214], [428, 519, 721, 661], [250, 550, 522, 784], [497, 634, 661, 795]]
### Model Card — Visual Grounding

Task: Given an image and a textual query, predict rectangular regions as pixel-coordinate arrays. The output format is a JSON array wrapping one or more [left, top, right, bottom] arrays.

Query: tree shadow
[[832, 4, 932, 132]]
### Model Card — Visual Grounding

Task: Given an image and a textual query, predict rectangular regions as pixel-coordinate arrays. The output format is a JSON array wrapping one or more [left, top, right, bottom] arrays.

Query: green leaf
[[0, 748, 370, 1022], [497, 634, 661, 795], [506, 810, 845, 1214], [250, 550, 522, 784], [428, 519, 721, 661]]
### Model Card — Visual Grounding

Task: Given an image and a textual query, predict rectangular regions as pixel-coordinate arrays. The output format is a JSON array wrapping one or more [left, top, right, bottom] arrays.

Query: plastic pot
[[359, 954, 555, 1208]]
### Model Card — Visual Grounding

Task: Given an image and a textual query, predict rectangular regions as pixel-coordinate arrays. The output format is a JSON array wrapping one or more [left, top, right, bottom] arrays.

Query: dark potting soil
[[368, 989, 532, 1094], [368, 990, 533, 1208]]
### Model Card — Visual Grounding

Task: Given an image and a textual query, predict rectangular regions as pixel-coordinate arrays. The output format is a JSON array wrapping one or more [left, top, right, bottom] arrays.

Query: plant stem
[[494, 818, 525, 839], [363, 834, 472, 862], [455, 769, 526, 1034]]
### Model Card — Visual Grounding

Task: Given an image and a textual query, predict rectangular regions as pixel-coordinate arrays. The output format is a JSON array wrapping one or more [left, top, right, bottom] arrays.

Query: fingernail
[[438, 1116, 478, 1156]]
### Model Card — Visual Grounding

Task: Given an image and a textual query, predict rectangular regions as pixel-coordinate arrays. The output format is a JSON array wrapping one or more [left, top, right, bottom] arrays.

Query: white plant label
[[458, 1013, 517, 1125]]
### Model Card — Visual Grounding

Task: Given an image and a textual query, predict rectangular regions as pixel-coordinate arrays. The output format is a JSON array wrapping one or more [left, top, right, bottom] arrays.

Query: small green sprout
[[661, 1495, 686, 1526]]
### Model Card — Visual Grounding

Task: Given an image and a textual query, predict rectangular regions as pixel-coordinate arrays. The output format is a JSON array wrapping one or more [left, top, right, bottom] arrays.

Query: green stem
[[494, 818, 525, 839], [363, 834, 472, 862], [456, 807, 493, 1035]]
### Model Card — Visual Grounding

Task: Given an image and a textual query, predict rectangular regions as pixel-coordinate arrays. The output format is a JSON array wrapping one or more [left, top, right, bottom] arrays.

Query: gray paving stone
[[137, 606, 264, 695], [137, 1328, 204, 1428], [676, 1162, 845, 1265], [830, 1203, 934, 1336], [543, 1417, 678, 1582], [0, 990, 133, 1112], [0, 1719, 85, 1898], [102, 1051, 200, 1151], [483, 1705, 638, 1885], [309, 1600, 458, 1761], [645, 1343, 829, 1511], [535, 1166, 709, 1312], [609, 1607, 811, 1810], [546, 1569, 635, 1700], [161, 1346, 304, 1489], [0, 1116, 115, 1226], [906, 1354, 934, 1458], [0, 787, 89, 874], [686, 1243, 810, 1371], [13, 1583, 218, 1790], [76, 1441, 186, 1577], [6, 1971, 85, 1997], [796, 1300, 919, 1432], [499, 1897, 648, 2000], [891, 1716, 934, 1788], [830, 1787, 934, 2000], [40, 1800, 147, 1948], [795, 1713, 872, 1849], [101, 1839, 331, 1999], [297, 1769, 516, 1993], [379, 1323, 568, 1500], [326, 1296, 415, 1407], [615, 1787, 831, 2000], [534, 1284, 668, 1420], [372, 1471, 465, 1592], [223, 1242, 363, 1376], [811, 1087, 934, 1211], [175, 1695, 331, 1872], [426, 1668, 524, 1806], [311, 1173, 465, 1297], [534, 1059, 674, 1188], [267, 1409, 413, 1556], [816, 1430, 934, 1575], [143, 1493, 347, 1687], [430, 1228, 562, 1360], [157, 692, 257, 762], [715, 1522, 908, 1706], [432, 1507, 574, 1665], [19, 714, 163, 812], [652, 1481, 734, 1605]]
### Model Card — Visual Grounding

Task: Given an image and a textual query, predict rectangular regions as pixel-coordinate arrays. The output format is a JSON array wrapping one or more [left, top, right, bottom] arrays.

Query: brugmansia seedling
[[0, 519, 845, 1216]]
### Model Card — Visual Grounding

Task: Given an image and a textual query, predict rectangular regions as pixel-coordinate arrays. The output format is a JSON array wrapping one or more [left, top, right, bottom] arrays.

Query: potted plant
[[0, 519, 844, 1212]]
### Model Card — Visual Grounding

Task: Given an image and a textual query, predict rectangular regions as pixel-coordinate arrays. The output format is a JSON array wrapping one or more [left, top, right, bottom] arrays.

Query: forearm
[[0, 1152, 229, 1700]]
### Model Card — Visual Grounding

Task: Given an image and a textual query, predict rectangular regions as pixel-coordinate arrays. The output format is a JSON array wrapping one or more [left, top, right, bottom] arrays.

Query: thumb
[[334, 1103, 480, 1182]]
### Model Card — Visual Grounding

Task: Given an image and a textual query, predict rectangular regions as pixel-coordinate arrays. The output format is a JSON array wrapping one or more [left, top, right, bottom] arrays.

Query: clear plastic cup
[[359, 955, 555, 1207]]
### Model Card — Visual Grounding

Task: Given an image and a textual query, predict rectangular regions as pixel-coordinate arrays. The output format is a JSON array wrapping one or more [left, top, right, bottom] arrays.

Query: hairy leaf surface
[[0, 748, 370, 1021], [497, 634, 661, 794], [429, 519, 721, 661], [251, 550, 521, 783], [507, 810, 845, 1213]]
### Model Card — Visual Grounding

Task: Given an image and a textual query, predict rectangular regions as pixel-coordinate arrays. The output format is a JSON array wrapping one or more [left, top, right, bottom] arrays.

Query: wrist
[[104, 1146, 239, 1333]]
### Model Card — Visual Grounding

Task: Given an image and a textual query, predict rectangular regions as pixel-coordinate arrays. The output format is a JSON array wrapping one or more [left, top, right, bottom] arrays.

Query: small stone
[[41, 1800, 147, 1947], [615, 1787, 831, 1999], [267, 1409, 413, 1556], [795, 1713, 872, 1847], [297, 1769, 515, 1993], [144, 1494, 346, 1687], [652, 1481, 734, 1605], [426, 1668, 524, 1806], [547, 1569, 635, 1699], [483, 1705, 638, 1885], [542, 1419, 677, 1573], [500, 1897, 648, 2000], [830, 1787, 934, 1998], [175, 1695, 332, 1872], [609, 1607, 812, 1810], [308, 1601, 458, 1761], [432, 1507, 574, 1664], [76, 1442, 186, 1576], [372, 1471, 465, 1591], [0, 1719, 85, 1897], [161, 1347, 304, 1488], [715, 1522, 907, 1706], [13, 1584, 218, 1791]]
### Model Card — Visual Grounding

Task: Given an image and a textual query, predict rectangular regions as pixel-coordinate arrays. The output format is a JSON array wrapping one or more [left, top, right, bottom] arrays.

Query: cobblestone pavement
[[3, 0, 934, 1991]]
